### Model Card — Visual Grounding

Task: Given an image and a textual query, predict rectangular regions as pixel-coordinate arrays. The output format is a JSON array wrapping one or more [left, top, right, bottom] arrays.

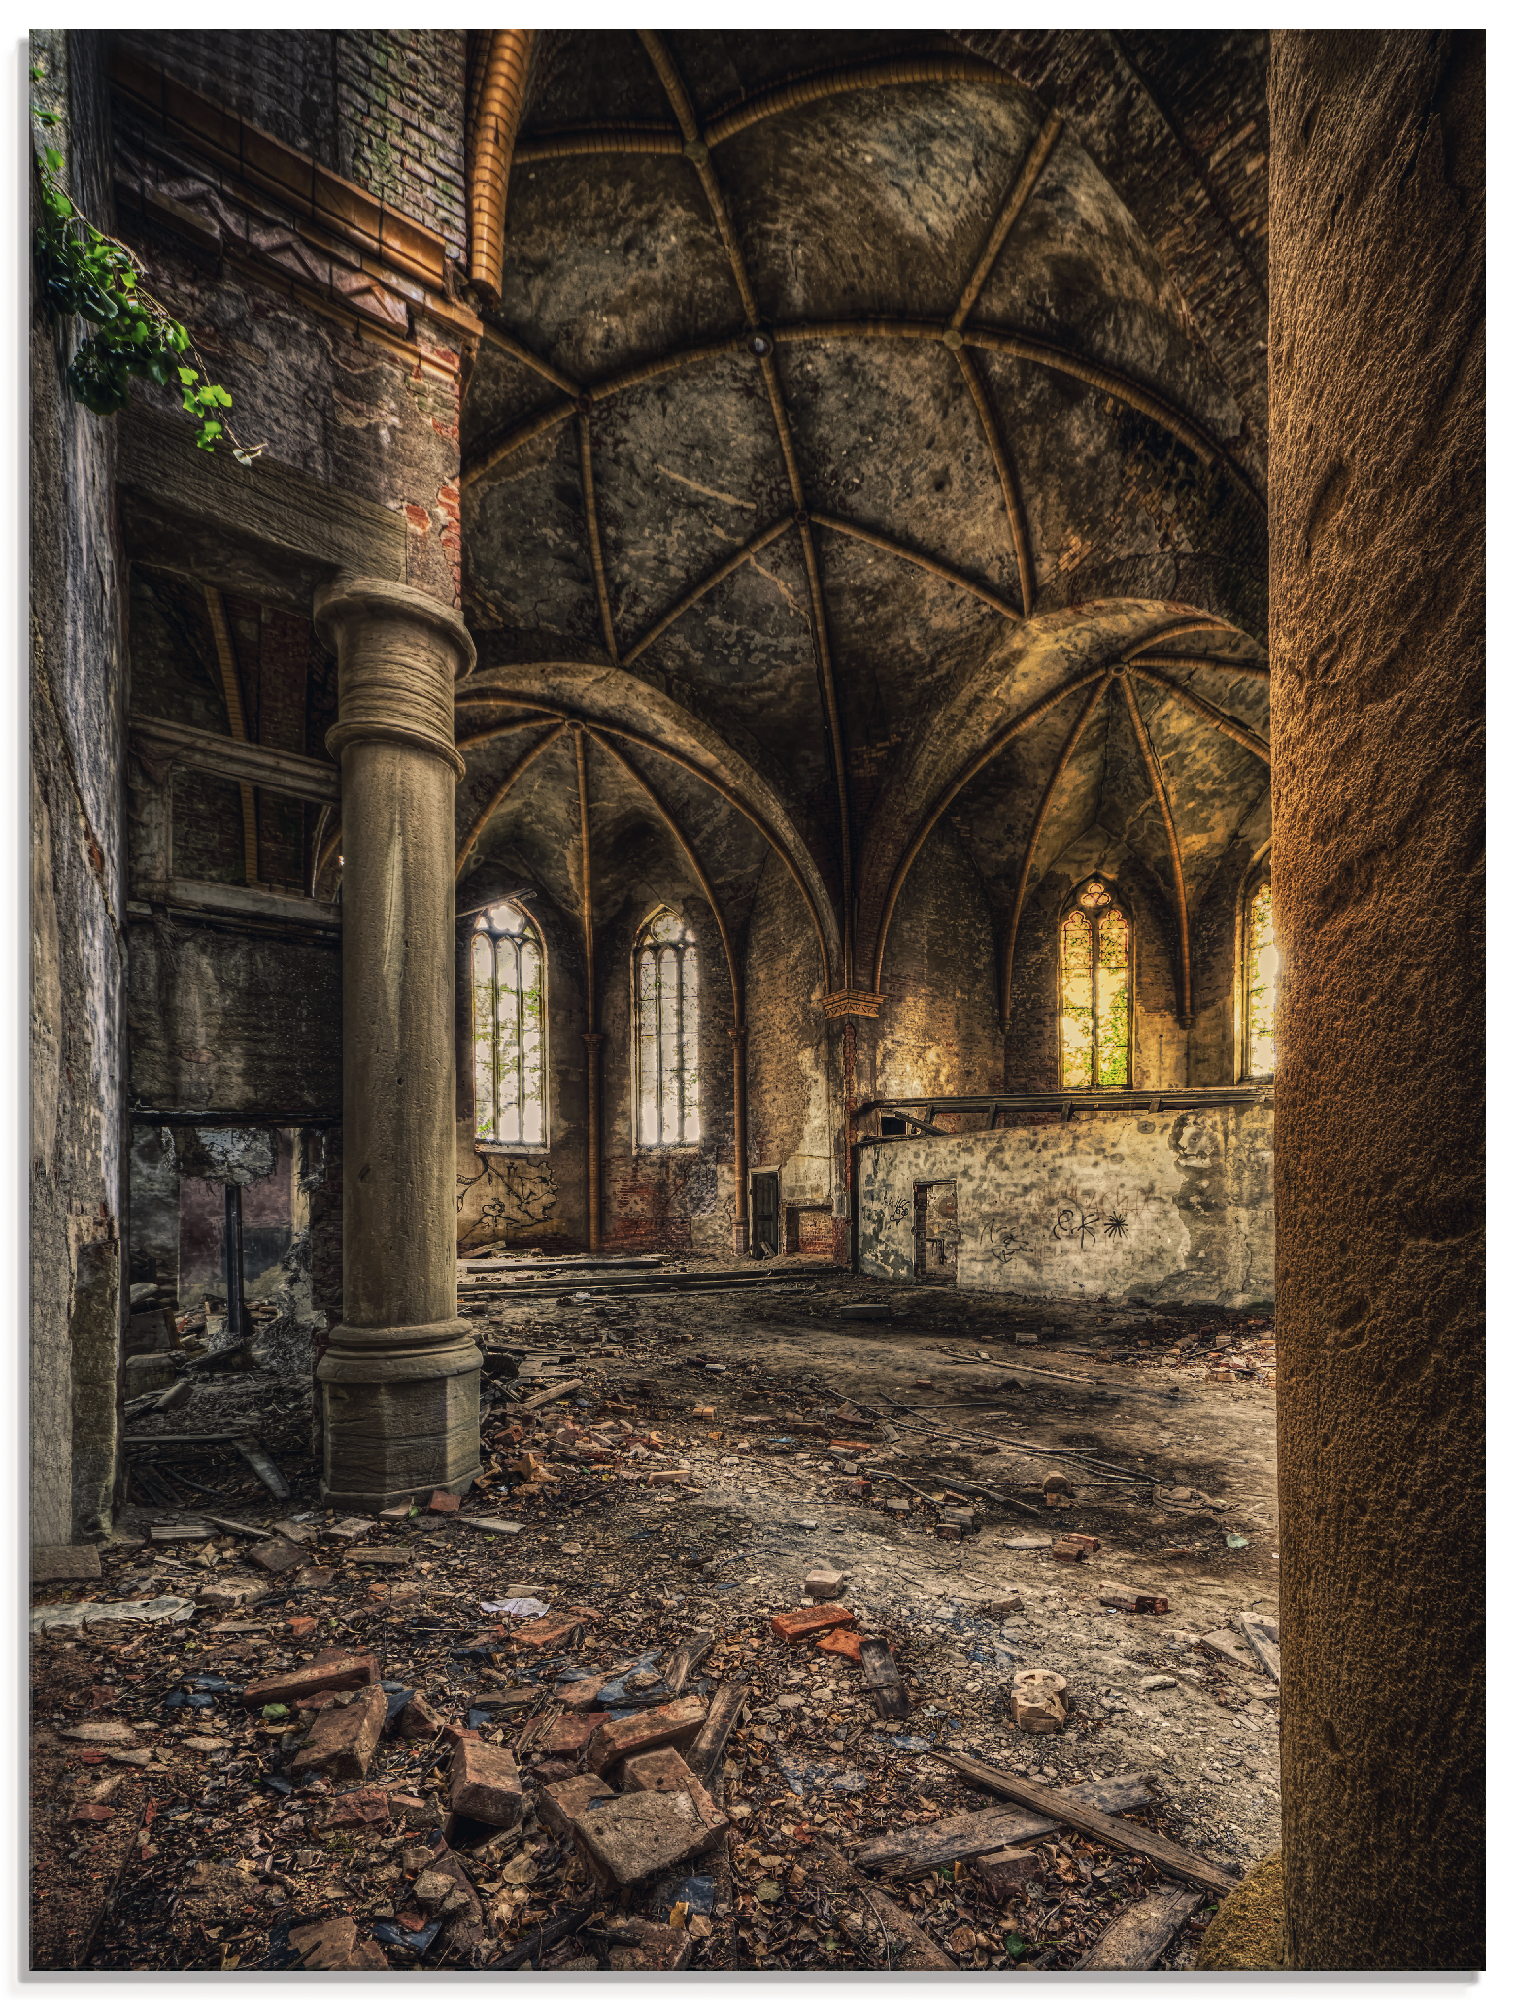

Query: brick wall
[[117, 30, 467, 257]]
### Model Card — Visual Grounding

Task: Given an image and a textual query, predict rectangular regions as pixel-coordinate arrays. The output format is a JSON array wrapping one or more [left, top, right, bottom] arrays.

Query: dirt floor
[[31, 1259, 1279, 1972]]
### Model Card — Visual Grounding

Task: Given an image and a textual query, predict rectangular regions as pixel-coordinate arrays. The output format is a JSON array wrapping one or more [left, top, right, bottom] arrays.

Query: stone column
[[1271, 32, 1483, 1969], [315, 575, 481, 1510]]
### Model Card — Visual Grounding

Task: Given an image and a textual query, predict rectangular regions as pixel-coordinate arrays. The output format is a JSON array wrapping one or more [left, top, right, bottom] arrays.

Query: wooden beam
[[929, 1753, 1241, 1894], [129, 717, 339, 804]]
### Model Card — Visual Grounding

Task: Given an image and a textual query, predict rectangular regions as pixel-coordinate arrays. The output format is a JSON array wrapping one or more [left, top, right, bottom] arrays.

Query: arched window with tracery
[[1059, 877, 1132, 1089], [635, 908, 701, 1147], [1243, 875, 1278, 1080], [471, 898, 546, 1146]]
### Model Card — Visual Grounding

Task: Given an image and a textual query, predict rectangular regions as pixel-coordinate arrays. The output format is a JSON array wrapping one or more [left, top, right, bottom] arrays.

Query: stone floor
[[31, 1260, 1278, 1971]]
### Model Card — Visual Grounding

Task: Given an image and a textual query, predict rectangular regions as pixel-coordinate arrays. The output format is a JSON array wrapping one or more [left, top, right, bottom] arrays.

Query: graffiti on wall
[[967, 1187, 1157, 1264], [456, 1152, 559, 1251]]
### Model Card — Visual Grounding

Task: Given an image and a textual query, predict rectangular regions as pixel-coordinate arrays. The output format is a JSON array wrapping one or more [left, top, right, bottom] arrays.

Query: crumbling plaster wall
[[744, 854, 832, 1211], [874, 828, 1001, 1101], [858, 1099, 1273, 1307], [30, 31, 126, 1546]]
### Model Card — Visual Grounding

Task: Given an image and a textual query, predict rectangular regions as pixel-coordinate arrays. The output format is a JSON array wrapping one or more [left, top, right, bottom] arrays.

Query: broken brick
[[802, 1567, 848, 1601], [571, 1779, 728, 1888], [449, 1738, 523, 1827], [250, 1538, 306, 1576], [288, 1915, 389, 1970], [243, 1651, 377, 1710], [427, 1489, 460, 1513], [771, 1604, 856, 1643], [1011, 1669, 1068, 1735], [973, 1846, 1041, 1897], [621, 1745, 694, 1792], [395, 1692, 448, 1741], [537, 1773, 613, 1837], [816, 1627, 865, 1664], [510, 1613, 585, 1650], [1052, 1533, 1100, 1561], [290, 1683, 388, 1780], [1098, 1591, 1169, 1615], [555, 1674, 606, 1711], [522, 1710, 601, 1761], [586, 1695, 707, 1775]]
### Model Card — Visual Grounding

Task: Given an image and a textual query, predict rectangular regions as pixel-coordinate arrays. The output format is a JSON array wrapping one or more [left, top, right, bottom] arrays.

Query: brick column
[[315, 574, 480, 1509]]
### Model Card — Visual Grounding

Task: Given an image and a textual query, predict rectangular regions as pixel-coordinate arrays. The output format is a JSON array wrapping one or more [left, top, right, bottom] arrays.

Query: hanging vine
[[30, 65, 261, 460]]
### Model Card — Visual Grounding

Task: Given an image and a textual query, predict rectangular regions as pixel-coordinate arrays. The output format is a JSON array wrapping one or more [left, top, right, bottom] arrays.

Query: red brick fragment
[[427, 1488, 460, 1513], [770, 1604, 856, 1643], [816, 1627, 865, 1663], [242, 1651, 376, 1710], [291, 1683, 388, 1780], [449, 1738, 523, 1827], [586, 1695, 707, 1775]]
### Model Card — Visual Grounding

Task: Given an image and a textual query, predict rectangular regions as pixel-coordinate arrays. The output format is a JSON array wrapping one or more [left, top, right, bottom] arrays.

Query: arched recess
[[457, 658, 842, 987], [454, 710, 759, 1254], [1005, 829, 1180, 1092], [856, 600, 1269, 1032]]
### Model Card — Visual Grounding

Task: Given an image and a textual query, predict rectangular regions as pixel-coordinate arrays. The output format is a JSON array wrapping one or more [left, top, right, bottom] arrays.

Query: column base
[[317, 1320, 481, 1511]]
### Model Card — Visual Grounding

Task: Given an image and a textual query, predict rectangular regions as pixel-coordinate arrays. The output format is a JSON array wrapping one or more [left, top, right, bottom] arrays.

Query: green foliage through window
[[1059, 877, 1132, 1089], [30, 71, 260, 459], [472, 900, 546, 1146]]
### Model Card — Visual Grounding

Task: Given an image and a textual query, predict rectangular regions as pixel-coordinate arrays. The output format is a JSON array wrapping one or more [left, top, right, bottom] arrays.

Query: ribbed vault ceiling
[[458, 28, 1269, 1005]]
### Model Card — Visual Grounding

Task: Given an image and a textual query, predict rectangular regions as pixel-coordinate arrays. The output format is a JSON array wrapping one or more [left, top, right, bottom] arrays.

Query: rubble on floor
[[31, 1264, 1280, 1970]]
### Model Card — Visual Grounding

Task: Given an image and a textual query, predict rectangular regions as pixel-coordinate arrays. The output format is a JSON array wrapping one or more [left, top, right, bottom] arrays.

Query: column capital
[[317, 574, 474, 778]]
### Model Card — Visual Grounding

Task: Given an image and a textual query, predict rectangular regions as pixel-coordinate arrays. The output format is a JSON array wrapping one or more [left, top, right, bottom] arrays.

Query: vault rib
[[457, 688, 835, 989], [454, 720, 567, 879], [638, 26, 856, 980], [810, 509, 1020, 620], [464, 319, 1256, 510], [576, 411, 620, 663], [1119, 672, 1193, 1026], [953, 346, 1037, 615], [1128, 664, 1270, 763], [951, 111, 1063, 329], [1001, 671, 1115, 1031], [870, 666, 1110, 990], [622, 518, 793, 665], [1128, 650, 1269, 678]]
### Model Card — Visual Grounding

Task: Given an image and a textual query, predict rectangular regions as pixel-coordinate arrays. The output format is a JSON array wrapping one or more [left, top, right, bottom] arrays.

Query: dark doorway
[[750, 1172, 780, 1255], [913, 1180, 959, 1284]]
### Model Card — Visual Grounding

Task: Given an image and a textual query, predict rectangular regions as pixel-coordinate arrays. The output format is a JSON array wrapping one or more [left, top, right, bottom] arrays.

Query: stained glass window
[[1059, 877, 1132, 1089], [1244, 878, 1277, 1079], [635, 908, 701, 1146], [471, 899, 546, 1146]]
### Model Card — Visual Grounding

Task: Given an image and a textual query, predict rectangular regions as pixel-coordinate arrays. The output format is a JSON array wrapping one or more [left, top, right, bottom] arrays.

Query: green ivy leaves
[[32, 91, 260, 462]]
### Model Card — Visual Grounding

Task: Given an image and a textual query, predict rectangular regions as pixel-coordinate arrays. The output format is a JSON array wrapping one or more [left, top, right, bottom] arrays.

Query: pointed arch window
[[471, 899, 546, 1146], [1243, 876, 1278, 1080], [635, 908, 701, 1147], [1059, 877, 1132, 1089]]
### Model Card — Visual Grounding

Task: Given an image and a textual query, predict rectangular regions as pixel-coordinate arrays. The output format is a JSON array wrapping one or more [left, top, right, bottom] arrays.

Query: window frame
[[632, 905, 702, 1150], [469, 896, 549, 1152], [1057, 875, 1134, 1091], [1240, 867, 1277, 1083]]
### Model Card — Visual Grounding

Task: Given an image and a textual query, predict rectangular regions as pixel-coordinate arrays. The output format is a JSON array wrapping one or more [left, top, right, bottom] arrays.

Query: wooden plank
[[663, 1631, 715, 1697], [1235, 1611, 1280, 1682], [808, 1840, 953, 1969], [684, 1678, 746, 1784], [1077, 1885, 1206, 1968], [854, 1774, 1152, 1878], [859, 1637, 910, 1720], [929, 1753, 1240, 1893]]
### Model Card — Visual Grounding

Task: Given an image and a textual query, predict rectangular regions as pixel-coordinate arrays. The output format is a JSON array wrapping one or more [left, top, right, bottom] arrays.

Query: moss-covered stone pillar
[[315, 575, 481, 1509], [1271, 31, 1483, 1970]]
